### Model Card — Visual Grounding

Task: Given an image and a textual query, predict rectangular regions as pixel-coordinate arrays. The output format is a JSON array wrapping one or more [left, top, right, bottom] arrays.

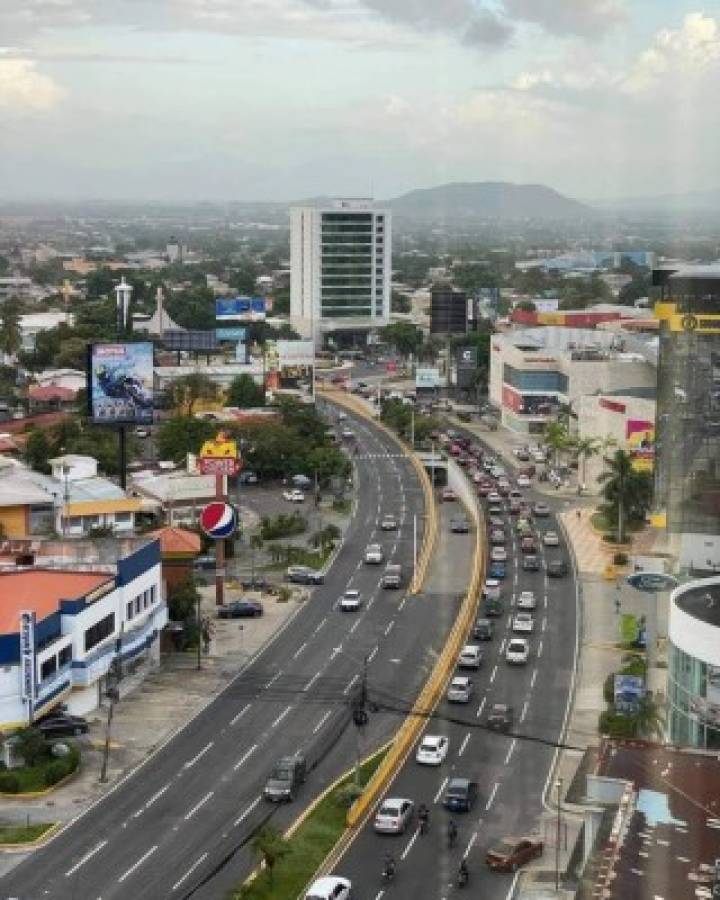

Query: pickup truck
[[381, 564, 402, 588]]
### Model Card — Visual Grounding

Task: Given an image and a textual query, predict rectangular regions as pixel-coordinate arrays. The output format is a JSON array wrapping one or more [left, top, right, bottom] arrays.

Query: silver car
[[447, 676, 473, 703], [374, 797, 414, 834]]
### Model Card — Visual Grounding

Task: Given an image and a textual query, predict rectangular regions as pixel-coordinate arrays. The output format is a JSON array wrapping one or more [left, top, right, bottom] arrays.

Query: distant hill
[[389, 181, 591, 221], [592, 188, 720, 214]]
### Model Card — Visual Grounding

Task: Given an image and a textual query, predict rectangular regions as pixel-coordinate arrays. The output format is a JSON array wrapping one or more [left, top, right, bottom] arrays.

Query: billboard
[[614, 674, 645, 716], [20, 611, 35, 704], [626, 419, 655, 472], [215, 296, 266, 323], [416, 367, 441, 389], [216, 327, 247, 341], [278, 340, 315, 368], [456, 345, 479, 389], [88, 342, 154, 425]]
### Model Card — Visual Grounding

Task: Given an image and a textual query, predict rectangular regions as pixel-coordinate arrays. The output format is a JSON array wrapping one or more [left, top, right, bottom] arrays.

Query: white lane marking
[[184, 791, 214, 821], [313, 710, 332, 734], [537, 640, 544, 658], [144, 783, 170, 811], [315, 617, 327, 634], [303, 671, 321, 691], [490, 664, 498, 684], [401, 827, 420, 860], [368, 645, 378, 662], [292, 642, 307, 660], [367, 597, 375, 609], [434, 776, 449, 804], [544, 595, 548, 609], [505, 871, 521, 899], [230, 704, 251, 726], [485, 782, 500, 811], [398, 598, 406, 612], [499, 638, 506, 655], [384, 620, 395, 637], [514, 573, 518, 586], [118, 845, 158, 883], [530, 668, 538, 689], [350, 619, 360, 634], [463, 830, 478, 858], [234, 796, 261, 827], [374, 891, 385, 900], [265, 671, 282, 688], [343, 674, 360, 695], [459, 733, 471, 757], [233, 743, 258, 771], [271, 705, 293, 728], [541, 617, 547, 632], [504, 738, 517, 766], [172, 852, 208, 891], [184, 741, 213, 769], [65, 840, 108, 877], [520, 700, 529, 723], [476, 696, 487, 718], [506, 614, 512, 629]]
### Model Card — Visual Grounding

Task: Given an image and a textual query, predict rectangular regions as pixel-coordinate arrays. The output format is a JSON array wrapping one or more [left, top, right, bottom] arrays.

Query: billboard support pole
[[118, 426, 127, 490], [215, 473, 225, 607]]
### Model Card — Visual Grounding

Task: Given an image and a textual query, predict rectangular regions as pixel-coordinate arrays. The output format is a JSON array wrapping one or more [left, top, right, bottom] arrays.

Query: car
[[506, 638, 530, 665], [472, 617, 494, 641], [482, 579, 501, 600], [516, 449, 530, 461], [292, 474, 313, 488], [447, 676, 473, 703], [441, 487, 457, 502], [194, 554, 216, 571], [517, 474, 531, 488], [239, 470, 259, 484], [489, 561, 506, 579], [217, 599, 263, 619], [512, 612, 535, 633], [490, 466, 505, 479], [520, 536, 538, 554], [134, 427, 150, 438], [341, 429, 355, 439], [488, 502, 503, 515], [240, 574, 270, 590], [516, 518, 532, 535], [458, 644, 483, 669], [532, 449, 547, 463], [484, 595, 503, 617], [497, 480, 510, 496], [487, 703, 514, 732], [522, 555, 541, 572], [416, 734, 449, 765], [374, 797, 414, 834], [490, 546, 508, 562], [287, 565, 324, 585], [283, 489, 305, 503], [304, 876, 352, 900], [508, 498, 522, 515], [264, 753, 306, 802], [533, 501, 551, 517], [36, 713, 89, 738], [450, 517, 470, 533], [488, 516, 505, 530], [442, 777, 478, 812], [477, 481, 493, 496], [339, 589, 362, 611], [543, 530, 560, 547], [486, 837, 544, 872], [516, 591, 537, 610], [364, 543, 384, 564], [489, 528, 505, 546], [380, 514, 398, 531], [486, 491, 502, 504], [547, 558, 569, 577]]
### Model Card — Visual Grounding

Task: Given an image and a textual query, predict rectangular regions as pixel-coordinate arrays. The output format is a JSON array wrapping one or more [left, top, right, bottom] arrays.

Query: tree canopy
[[226, 374, 265, 408]]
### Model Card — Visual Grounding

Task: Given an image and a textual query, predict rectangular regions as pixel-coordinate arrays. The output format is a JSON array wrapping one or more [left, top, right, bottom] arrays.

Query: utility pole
[[352, 655, 369, 785], [555, 777, 563, 891], [99, 625, 124, 783]]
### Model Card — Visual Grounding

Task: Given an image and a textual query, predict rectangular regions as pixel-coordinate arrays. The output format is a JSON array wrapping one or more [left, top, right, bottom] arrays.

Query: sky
[[0, 0, 719, 203]]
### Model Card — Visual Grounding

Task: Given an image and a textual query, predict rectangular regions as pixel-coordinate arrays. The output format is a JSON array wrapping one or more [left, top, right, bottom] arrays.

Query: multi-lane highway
[[0, 404, 473, 900], [334, 425, 579, 899]]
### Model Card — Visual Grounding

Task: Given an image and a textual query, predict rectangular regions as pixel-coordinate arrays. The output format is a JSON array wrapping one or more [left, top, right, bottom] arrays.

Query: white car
[[416, 734, 449, 765], [304, 876, 352, 900], [517, 474, 531, 488], [341, 429, 355, 439], [516, 591, 537, 610], [483, 579, 502, 600], [506, 638, 530, 665], [339, 590, 362, 612], [512, 612, 535, 633], [472, 471, 484, 484], [487, 491, 502, 504], [491, 466, 505, 479], [380, 515, 398, 531], [364, 543, 384, 564], [374, 797, 414, 834], [491, 546, 508, 562], [458, 644, 483, 669], [532, 450, 546, 463], [283, 489, 305, 502], [543, 530, 560, 547], [447, 676, 473, 703]]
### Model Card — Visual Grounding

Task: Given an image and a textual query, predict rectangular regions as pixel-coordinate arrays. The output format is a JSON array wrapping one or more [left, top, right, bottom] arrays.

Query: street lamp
[[555, 777, 563, 892]]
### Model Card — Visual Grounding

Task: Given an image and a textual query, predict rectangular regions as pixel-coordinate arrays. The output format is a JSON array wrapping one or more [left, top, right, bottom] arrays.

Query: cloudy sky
[[1, 0, 718, 202]]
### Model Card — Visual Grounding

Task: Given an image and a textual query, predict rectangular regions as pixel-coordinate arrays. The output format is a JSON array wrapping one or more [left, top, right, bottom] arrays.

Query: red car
[[477, 482, 493, 497], [520, 536, 538, 554], [486, 837, 543, 872], [441, 487, 457, 502]]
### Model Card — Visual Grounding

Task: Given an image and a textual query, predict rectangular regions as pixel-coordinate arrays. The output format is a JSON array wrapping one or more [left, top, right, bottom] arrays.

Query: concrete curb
[[0, 764, 81, 802], [0, 822, 61, 852]]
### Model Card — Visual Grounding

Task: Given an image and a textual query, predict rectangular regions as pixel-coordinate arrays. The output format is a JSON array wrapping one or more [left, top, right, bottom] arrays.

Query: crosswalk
[[355, 452, 406, 460]]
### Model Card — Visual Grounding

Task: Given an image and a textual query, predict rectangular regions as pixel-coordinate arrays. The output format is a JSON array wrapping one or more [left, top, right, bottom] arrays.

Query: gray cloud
[[503, 0, 626, 36]]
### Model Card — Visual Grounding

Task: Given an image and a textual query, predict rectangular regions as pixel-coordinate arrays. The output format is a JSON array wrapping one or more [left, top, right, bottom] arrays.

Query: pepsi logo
[[199, 502, 237, 539]]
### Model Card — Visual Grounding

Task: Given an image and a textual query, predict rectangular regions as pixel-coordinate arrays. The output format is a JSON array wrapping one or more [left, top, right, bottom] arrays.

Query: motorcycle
[[457, 860, 469, 887], [382, 858, 396, 882]]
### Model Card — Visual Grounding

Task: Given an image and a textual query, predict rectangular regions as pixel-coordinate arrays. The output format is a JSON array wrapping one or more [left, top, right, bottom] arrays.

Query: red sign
[[600, 398, 626, 414], [199, 457, 241, 476], [385, 361, 397, 373]]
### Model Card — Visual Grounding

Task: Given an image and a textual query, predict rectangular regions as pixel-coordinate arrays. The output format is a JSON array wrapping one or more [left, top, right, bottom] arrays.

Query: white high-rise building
[[290, 199, 391, 346]]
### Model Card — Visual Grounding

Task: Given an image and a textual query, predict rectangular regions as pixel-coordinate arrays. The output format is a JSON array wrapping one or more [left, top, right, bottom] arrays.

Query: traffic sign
[[199, 457, 240, 476], [199, 502, 238, 539], [626, 572, 679, 593]]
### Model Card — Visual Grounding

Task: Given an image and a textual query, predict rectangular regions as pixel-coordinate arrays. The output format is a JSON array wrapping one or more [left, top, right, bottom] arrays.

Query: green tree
[[226, 374, 265, 408], [250, 826, 289, 884], [53, 337, 88, 370], [230, 260, 259, 295], [515, 300, 537, 312], [598, 448, 653, 543], [306, 446, 350, 485], [379, 323, 423, 358], [165, 373, 218, 416], [391, 290, 411, 313], [634, 694, 665, 740], [543, 420, 571, 467], [0, 297, 23, 357], [165, 285, 215, 330], [167, 577, 201, 622], [156, 416, 214, 462], [574, 436, 601, 489], [14, 727, 48, 767], [24, 429, 53, 474]]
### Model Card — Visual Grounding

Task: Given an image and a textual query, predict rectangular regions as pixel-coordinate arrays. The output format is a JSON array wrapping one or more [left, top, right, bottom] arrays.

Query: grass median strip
[[233, 748, 387, 900], [0, 823, 55, 845]]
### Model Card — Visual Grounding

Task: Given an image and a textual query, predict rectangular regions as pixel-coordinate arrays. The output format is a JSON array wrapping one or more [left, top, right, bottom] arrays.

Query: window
[[40, 656, 57, 681], [143, 590, 149, 609], [59, 645, 72, 667], [150, 586, 156, 604], [126, 601, 133, 620], [135, 596, 141, 614], [84, 613, 115, 652]]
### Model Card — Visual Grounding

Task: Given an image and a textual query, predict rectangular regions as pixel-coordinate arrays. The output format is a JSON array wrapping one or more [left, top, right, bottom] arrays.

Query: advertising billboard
[[88, 342, 154, 425], [614, 674, 645, 716], [626, 419, 655, 472], [456, 345, 479, 389], [416, 367, 441, 389], [277, 340, 315, 368], [20, 611, 35, 704], [215, 296, 266, 323], [215, 327, 247, 341]]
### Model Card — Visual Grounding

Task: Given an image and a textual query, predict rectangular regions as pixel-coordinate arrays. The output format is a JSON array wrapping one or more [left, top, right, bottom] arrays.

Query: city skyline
[[0, 1, 718, 202]]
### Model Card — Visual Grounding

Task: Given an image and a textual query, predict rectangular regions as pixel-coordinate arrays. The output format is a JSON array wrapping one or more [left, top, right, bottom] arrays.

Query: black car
[[36, 713, 89, 738], [217, 599, 263, 619], [547, 559, 569, 577], [241, 575, 270, 590], [443, 777, 478, 812], [487, 703, 514, 732], [472, 618, 494, 641], [451, 517, 470, 534], [522, 555, 541, 572], [287, 566, 324, 585]]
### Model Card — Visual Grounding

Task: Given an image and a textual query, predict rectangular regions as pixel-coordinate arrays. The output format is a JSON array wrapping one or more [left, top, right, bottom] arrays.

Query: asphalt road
[[1, 404, 471, 900], [332, 427, 579, 899]]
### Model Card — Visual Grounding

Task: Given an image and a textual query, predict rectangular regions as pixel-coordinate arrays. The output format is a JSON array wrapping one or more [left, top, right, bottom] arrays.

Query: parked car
[[364, 543, 384, 564], [217, 599, 263, 619], [443, 777, 478, 813], [416, 734, 449, 765], [450, 517, 470, 533], [194, 554, 216, 571], [304, 876, 352, 900], [458, 644, 483, 669], [441, 487, 457, 502], [287, 566, 324, 585], [487, 703, 514, 732], [36, 713, 89, 738], [547, 558, 569, 577], [506, 638, 530, 665], [283, 489, 305, 503], [339, 590, 362, 612], [543, 530, 560, 547], [292, 474, 312, 488], [484, 596, 503, 617], [486, 491, 502, 504], [516, 591, 537, 610], [240, 575, 270, 590], [380, 514, 398, 531], [522, 555, 541, 572], [486, 837, 544, 872], [472, 618, 494, 641], [482, 579, 501, 600], [239, 470, 259, 484], [374, 797, 415, 834], [447, 676, 473, 703], [512, 612, 535, 633]]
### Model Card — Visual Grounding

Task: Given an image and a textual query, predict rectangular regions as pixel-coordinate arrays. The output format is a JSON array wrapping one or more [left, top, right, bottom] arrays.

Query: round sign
[[626, 572, 679, 593], [199, 502, 238, 539]]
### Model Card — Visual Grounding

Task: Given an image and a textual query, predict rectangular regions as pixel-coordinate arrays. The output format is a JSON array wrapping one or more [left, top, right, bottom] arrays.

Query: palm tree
[[634, 694, 665, 740], [251, 825, 289, 884], [575, 436, 601, 490], [597, 448, 653, 543], [544, 420, 570, 468]]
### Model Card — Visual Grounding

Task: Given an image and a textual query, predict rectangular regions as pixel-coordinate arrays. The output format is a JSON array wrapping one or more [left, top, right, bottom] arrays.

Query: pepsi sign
[[199, 502, 238, 539]]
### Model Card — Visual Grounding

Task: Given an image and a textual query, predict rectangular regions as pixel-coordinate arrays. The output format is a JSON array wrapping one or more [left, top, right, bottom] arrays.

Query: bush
[[334, 782, 363, 809], [44, 760, 70, 787], [613, 551, 629, 566], [598, 709, 638, 739], [0, 773, 20, 793], [603, 674, 615, 704], [260, 513, 307, 542]]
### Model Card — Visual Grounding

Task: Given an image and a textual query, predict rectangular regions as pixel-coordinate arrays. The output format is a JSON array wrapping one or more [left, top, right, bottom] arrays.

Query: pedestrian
[[576, 508, 582, 522]]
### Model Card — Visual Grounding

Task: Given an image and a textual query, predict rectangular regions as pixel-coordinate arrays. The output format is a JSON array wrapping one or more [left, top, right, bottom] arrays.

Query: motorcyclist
[[447, 819, 458, 846], [383, 851, 395, 879], [458, 858, 469, 885], [418, 803, 429, 833]]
